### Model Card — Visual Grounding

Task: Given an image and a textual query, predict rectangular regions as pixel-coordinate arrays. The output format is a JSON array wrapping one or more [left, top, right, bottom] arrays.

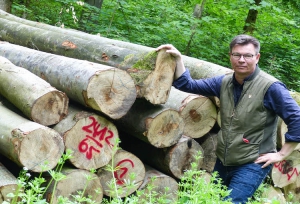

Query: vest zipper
[[224, 108, 235, 165]]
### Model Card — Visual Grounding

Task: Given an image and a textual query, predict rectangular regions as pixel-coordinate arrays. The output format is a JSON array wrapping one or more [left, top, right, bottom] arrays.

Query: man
[[156, 34, 300, 204]]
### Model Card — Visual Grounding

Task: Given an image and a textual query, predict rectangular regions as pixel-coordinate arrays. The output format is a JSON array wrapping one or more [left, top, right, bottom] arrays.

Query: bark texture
[[0, 56, 68, 126], [0, 103, 64, 172], [52, 104, 119, 170], [0, 9, 232, 80], [0, 41, 136, 119], [0, 17, 176, 104]]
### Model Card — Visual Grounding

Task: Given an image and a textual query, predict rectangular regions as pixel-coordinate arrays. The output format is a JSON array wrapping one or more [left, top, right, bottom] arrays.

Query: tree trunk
[[113, 99, 184, 148], [0, 0, 12, 13], [196, 132, 218, 173], [0, 56, 68, 126], [271, 150, 300, 188], [85, 0, 104, 9], [0, 18, 176, 105], [52, 103, 119, 170], [0, 41, 136, 119], [0, 103, 64, 172], [44, 166, 103, 204], [164, 87, 217, 138], [119, 134, 204, 179], [138, 164, 178, 203], [243, 0, 262, 34], [0, 162, 18, 203], [0, 9, 232, 80], [97, 149, 145, 198]]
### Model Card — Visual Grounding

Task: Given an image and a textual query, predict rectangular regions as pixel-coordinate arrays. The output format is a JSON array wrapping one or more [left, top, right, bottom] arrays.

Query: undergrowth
[[3, 145, 296, 204]]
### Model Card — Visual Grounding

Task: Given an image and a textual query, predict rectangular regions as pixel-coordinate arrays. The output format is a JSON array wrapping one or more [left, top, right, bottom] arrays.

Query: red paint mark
[[78, 116, 114, 160], [274, 160, 299, 181], [113, 159, 134, 185], [242, 138, 249, 143]]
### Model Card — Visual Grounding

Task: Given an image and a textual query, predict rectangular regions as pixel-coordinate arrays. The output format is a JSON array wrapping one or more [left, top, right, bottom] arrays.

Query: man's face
[[230, 43, 260, 77]]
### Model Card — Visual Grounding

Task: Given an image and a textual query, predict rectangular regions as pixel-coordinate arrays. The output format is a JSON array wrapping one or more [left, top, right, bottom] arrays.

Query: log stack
[[0, 10, 300, 203]]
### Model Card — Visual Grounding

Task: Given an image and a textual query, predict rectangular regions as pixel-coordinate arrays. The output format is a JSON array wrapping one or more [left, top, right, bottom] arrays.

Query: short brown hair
[[230, 34, 260, 54]]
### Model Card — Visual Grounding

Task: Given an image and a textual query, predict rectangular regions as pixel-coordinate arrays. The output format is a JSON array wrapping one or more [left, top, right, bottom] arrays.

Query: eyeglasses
[[231, 53, 256, 60]]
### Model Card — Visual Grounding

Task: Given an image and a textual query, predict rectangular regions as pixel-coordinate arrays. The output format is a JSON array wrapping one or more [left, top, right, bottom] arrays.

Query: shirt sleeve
[[172, 69, 224, 98], [264, 82, 300, 142]]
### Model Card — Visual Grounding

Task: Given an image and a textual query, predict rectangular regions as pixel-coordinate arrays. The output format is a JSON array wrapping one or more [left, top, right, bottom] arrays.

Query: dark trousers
[[213, 158, 272, 204]]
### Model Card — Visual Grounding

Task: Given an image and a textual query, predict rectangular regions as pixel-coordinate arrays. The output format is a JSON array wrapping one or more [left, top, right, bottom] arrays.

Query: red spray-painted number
[[274, 160, 299, 181], [113, 159, 135, 185], [78, 116, 114, 160]]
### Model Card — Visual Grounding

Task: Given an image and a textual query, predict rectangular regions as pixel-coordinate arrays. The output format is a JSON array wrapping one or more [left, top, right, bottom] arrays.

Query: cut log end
[[46, 168, 103, 204], [168, 136, 204, 179], [181, 96, 217, 138], [65, 114, 119, 170], [97, 149, 145, 198], [147, 109, 184, 148], [141, 49, 176, 104], [85, 69, 136, 119], [18, 127, 64, 172], [31, 90, 68, 126]]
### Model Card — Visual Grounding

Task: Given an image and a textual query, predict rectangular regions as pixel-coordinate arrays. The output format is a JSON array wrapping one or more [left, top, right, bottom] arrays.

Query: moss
[[132, 51, 157, 71]]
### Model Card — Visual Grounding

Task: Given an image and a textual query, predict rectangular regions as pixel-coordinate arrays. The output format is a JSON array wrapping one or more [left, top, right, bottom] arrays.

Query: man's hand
[[255, 142, 298, 168], [155, 44, 186, 79]]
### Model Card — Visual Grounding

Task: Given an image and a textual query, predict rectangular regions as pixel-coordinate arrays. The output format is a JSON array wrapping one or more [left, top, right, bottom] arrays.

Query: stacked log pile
[[0, 10, 299, 203]]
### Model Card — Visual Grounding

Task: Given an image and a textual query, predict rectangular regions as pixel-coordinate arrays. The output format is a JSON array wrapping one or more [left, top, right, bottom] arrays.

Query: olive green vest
[[217, 67, 278, 166]]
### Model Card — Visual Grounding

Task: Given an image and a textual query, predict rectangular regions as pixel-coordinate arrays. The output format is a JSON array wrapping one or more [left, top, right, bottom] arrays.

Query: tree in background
[[0, 0, 12, 12]]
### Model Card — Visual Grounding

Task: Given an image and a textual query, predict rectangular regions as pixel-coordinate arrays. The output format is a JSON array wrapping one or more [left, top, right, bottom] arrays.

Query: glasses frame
[[231, 53, 257, 60]]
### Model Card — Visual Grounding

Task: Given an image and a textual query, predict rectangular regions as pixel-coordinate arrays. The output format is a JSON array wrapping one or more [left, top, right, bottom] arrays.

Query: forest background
[[7, 0, 300, 92]]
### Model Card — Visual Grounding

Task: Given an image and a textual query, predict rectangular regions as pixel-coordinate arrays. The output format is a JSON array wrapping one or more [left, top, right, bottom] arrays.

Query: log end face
[[18, 127, 64, 172], [31, 91, 69, 126], [147, 109, 184, 148], [65, 114, 119, 170], [85, 69, 136, 119], [182, 97, 217, 138]]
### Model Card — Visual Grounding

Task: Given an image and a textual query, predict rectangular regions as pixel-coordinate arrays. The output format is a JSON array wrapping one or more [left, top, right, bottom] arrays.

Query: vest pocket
[[226, 132, 260, 165]]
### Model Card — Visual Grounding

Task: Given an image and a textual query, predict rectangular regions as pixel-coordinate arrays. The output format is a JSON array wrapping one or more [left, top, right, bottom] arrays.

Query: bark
[[0, 102, 64, 172], [119, 134, 204, 179], [0, 9, 232, 80], [196, 132, 218, 173], [44, 166, 103, 204], [163, 87, 217, 138], [243, 0, 262, 34], [52, 103, 119, 170], [0, 0, 12, 13], [271, 150, 300, 188], [138, 164, 178, 203], [0, 162, 18, 203], [0, 17, 176, 104], [0, 41, 136, 119], [97, 149, 145, 198], [113, 99, 184, 148], [0, 56, 68, 126]]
